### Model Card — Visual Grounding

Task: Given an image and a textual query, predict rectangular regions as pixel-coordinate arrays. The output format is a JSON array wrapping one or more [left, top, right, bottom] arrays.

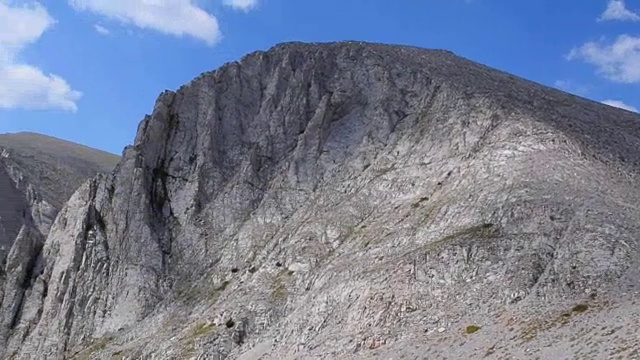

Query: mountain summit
[[2, 41, 640, 359]]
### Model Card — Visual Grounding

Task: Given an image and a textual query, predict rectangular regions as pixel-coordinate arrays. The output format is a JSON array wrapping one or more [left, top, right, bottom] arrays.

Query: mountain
[[0, 132, 119, 293], [2, 41, 640, 359], [0, 132, 120, 207]]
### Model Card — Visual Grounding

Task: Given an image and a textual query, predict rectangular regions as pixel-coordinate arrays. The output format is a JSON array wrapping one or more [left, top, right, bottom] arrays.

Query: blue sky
[[0, 0, 639, 154]]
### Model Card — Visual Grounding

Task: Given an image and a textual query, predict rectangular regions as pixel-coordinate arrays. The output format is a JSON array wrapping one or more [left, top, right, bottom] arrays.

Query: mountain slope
[[0, 132, 120, 209], [2, 41, 640, 359], [0, 132, 119, 283]]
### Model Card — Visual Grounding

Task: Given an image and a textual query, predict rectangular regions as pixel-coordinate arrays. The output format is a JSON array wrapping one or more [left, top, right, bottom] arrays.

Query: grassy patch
[[521, 302, 595, 342], [272, 281, 288, 301], [69, 335, 114, 360], [411, 196, 430, 209], [110, 348, 142, 360], [271, 269, 293, 301], [465, 324, 481, 334], [438, 223, 498, 244], [187, 322, 216, 339], [571, 304, 589, 313], [405, 222, 500, 258], [179, 321, 217, 358], [176, 279, 230, 304]]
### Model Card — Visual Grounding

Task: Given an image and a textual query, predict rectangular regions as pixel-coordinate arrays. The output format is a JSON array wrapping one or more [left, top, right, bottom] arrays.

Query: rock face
[[0, 132, 120, 261], [3, 41, 640, 359], [0, 133, 119, 357]]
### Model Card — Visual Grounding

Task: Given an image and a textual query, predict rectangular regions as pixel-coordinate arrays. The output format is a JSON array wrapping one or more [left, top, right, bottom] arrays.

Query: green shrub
[[465, 324, 481, 334], [572, 304, 589, 313]]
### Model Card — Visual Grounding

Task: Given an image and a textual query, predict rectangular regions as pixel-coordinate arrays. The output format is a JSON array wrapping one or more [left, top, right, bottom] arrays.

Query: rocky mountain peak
[[2, 41, 640, 359]]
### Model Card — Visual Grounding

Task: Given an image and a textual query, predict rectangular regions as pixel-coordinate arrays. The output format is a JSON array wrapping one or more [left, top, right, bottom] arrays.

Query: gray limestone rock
[[3, 41, 640, 359]]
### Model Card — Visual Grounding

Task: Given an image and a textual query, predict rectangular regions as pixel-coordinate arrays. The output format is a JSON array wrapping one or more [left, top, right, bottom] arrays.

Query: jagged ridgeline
[[2, 41, 640, 359]]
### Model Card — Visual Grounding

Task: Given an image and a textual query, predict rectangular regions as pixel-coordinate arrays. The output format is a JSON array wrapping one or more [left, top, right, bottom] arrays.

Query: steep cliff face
[[3, 42, 640, 359], [0, 151, 55, 260], [0, 134, 119, 358]]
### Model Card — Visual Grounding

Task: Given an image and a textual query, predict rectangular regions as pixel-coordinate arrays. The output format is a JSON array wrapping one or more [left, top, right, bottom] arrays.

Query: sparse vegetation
[[272, 280, 288, 300], [216, 280, 230, 292], [271, 269, 293, 301], [187, 321, 216, 339], [403, 222, 501, 258], [411, 196, 429, 208], [110, 347, 142, 360], [176, 278, 230, 304], [572, 304, 589, 313], [465, 324, 481, 334], [440, 223, 499, 243], [68, 335, 114, 360], [521, 302, 598, 342], [179, 320, 218, 358]]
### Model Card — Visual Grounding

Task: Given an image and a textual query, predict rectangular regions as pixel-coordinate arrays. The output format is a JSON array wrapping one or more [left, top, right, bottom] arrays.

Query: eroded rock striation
[[3, 41, 640, 359]]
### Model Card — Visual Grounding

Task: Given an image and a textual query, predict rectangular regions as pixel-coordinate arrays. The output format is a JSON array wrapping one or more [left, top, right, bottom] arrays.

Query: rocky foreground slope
[[2, 41, 640, 359]]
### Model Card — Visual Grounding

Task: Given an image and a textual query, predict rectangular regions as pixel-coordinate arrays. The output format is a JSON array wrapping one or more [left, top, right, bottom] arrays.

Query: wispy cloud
[[0, 2, 81, 112], [567, 34, 640, 83], [601, 99, 638, 112], [553, 79, 590, 96], [598, 0, 639, 22], [94, 23, 110, 35], [222, 0, 259, 12], [68, 0, 223, 45]]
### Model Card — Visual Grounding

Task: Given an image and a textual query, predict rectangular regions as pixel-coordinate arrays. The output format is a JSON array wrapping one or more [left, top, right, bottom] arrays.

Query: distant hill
[[0, 132, 119, 208], [0, 132, 119, 263]]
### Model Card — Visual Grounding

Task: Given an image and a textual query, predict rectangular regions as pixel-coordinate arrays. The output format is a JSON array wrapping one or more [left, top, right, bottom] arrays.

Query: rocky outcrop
[[0, 134, 119, 358], [0, 154, 58, 265], [3, 41, 640, 359], [0, 133, 119, 265], [0, 224, 44, 341]]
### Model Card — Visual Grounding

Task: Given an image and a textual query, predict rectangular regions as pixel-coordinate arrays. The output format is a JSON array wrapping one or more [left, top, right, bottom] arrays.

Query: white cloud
[[94, 23, 110, 35], [0, 1, 53, 53], [601, 99, 638, 112], [567, 34, 640, 83], [68, 0, 221, 45], [553, 79, 589, 95], [598, 0, 639, 22], [223, 0, 258, 11], [0, 2, 81, 112], [0, 64, 82, 112]]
